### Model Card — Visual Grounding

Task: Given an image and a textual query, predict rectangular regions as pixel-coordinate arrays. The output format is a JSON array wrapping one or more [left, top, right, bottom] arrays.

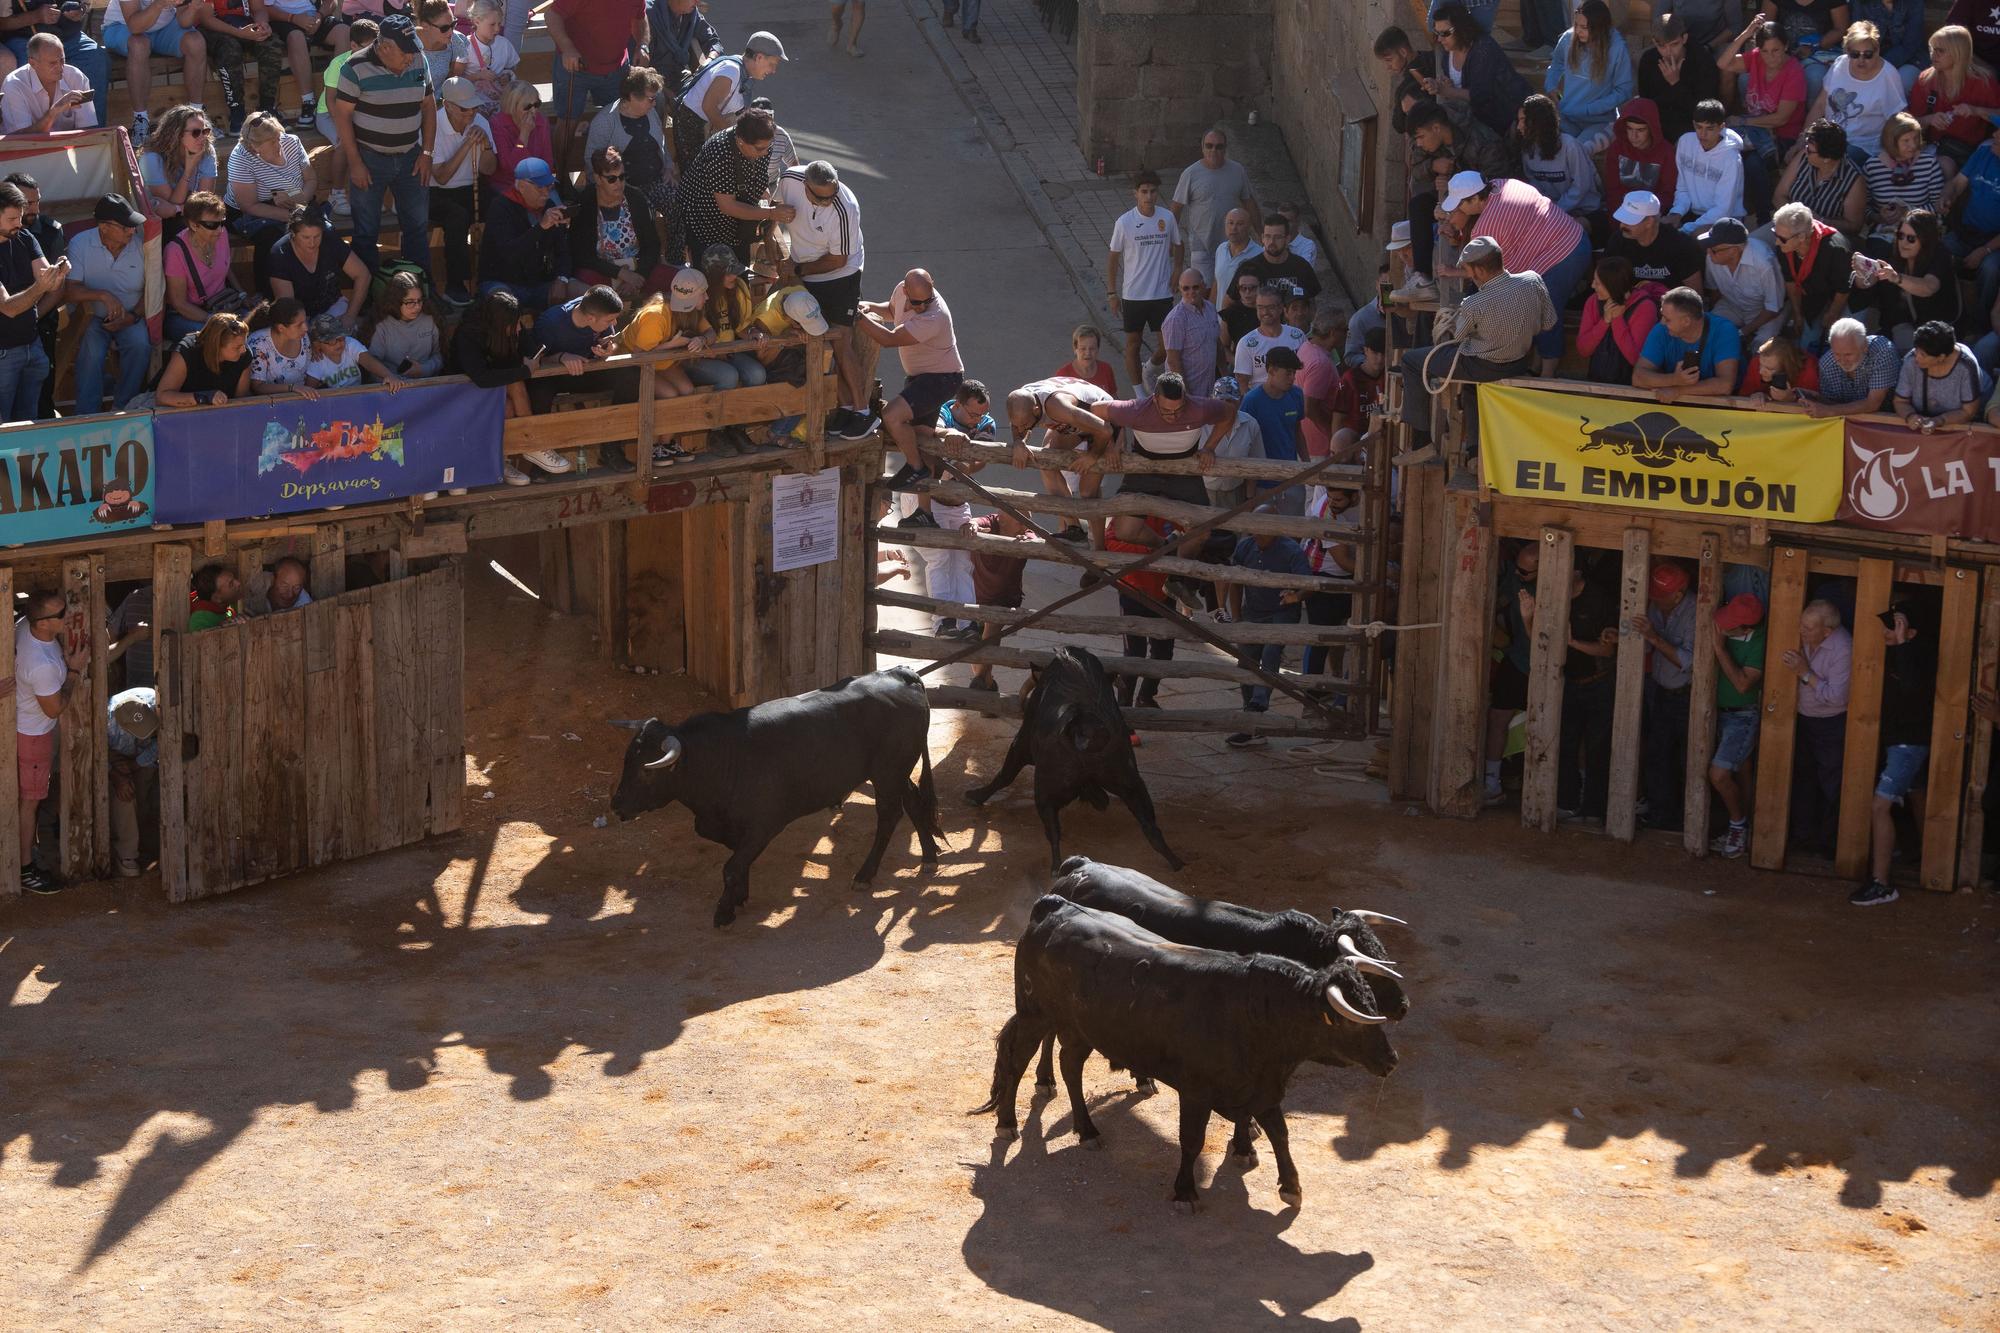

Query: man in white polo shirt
[[778, 159, 870, 437], [1106, 169, 1183, 403]]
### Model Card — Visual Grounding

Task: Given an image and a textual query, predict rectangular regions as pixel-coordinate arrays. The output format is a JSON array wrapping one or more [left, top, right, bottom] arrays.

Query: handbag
[[173, 235, 250, 315]]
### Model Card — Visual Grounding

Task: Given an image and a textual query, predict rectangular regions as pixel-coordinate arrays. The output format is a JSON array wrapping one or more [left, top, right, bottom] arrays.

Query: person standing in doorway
[[15, 590, 87, 894], [1707, 592, 1768, 858], [1630, 559, 1697, 830]]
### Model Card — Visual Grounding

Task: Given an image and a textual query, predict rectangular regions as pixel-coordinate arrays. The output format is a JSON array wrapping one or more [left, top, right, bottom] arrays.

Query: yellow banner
[[1477, 385, 1843, 522]]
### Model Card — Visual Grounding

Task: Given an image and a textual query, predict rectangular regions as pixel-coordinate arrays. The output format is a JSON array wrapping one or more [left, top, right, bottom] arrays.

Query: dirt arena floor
[[3, 566, 1996, 1329]]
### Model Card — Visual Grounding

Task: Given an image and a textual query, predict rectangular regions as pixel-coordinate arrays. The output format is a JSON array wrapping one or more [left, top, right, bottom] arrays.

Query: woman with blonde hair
[[138, 104, 218, 242], [486, 80, 553, 195], [1908, 26, 2000, 168], [227, 110, 317, 286], [1797, 21, 1908, 166]]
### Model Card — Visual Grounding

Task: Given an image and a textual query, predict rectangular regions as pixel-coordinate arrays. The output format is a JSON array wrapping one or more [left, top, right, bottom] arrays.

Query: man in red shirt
[[547, 0, 648, 172], [1295, 306, 1342, 459], [1327, 328, 1384, 462]]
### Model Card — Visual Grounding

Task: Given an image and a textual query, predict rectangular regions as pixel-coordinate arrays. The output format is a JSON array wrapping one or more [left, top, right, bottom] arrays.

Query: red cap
[[1648, 561, 1689, 601], [1714, 592, 1765, 632]]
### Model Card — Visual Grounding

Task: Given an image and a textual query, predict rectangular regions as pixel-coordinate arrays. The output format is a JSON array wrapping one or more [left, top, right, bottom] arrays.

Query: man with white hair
[[0, 32, 97, 133], [778, 159, 870, 436], [1806, 317, 1900, 417], [1771, 200, 1852, 352], [1159, 267, 1221, 396], [1396, 235, 1553, 451], [1212, 207, 1258, 298], [1700, 217, 1783, 347]]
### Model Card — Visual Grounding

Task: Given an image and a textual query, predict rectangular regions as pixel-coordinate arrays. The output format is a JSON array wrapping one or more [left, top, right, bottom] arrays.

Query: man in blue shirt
[[525, 284, 637, 470], [107, 686, 157, 877], [1944, 118, 2000, 341], [1632, 286, 1741, 402], [1226, 508, 1315, 746], [1241, 343, 1306, 513], [62, 193, 150, 414]]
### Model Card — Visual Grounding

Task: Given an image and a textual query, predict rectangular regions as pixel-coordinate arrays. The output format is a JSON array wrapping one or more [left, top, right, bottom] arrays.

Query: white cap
[[1613, 190, 1661, 225], [1386, 219, 1411, 251], [1440, 170, 1486, 214], [668, 267, 709, 313], [782, 288, 829, 336]]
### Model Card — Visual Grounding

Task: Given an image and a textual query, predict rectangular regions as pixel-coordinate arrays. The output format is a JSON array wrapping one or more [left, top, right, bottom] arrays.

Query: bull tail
[[909, 746, 943, 839], [970, 1012, 1024, 1116]]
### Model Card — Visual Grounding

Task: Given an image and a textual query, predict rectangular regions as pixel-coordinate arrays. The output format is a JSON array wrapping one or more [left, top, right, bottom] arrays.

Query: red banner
[[1839, 423, 2000, 541]]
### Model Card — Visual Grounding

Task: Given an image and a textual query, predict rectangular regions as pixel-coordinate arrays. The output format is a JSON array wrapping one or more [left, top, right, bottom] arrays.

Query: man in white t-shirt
[[431, 78, 497, 308], [778, 160, 871, 435], [14, 590, 87, 894], [1231, 284, 1307, 388], [1106, 169, 1183, 402]]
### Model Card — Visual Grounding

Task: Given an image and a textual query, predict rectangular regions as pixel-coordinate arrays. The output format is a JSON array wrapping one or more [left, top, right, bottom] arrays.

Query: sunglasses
[[1849, 47, 1878, 58], [192, 217, 224, 229], [30, 612, 63, 623], [1202, 140, 1225, 150], [600, 171, 624, 181], [906, 296, 935, 308], [430, 20, 453, 31], [1897, 230, 1919, 241], [188, 125, 213, 138], [1433, 26, 1453, 38]]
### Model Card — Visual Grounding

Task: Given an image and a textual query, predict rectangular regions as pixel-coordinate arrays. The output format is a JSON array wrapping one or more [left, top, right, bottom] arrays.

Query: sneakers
[[884, 461, 931, 489], [965, 26, 981, 41], [825, 406, 856, 436], [896, 508, 940, 529], [1482, 780, 1506, 807], [597, 445, 636, 474], [1850, 879, 1899, 907], [1052, 524, 1088, 544], [836, 409, 880, 440], [652, 441, 687, 465], [1226, 732, 1267, 749], [440, 283, 473, 310], [1389, 272, 1437, 303], [520, 449, 573, 474], [1711, 823, 1749, 858], [294, 106, 316, 132], [20, 863, 60, 894], [131, 110, 150, 143], [328, 188, 352, 217], [502, 462, 531, 486], [115, 857, 142, 879]]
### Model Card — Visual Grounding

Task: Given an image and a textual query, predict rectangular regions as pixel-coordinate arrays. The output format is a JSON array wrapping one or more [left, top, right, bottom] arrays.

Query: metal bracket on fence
[[893, 443, 1355, 723]]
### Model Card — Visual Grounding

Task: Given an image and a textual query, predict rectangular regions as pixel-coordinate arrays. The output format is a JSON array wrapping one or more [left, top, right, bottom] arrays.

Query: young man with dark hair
[[1233, 215, 1320, 303], [1107, 169, 1183, 395]]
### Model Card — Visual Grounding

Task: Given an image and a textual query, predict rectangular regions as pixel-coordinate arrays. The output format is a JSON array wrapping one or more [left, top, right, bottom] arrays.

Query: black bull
[[610, 667, 942, 927], [963, 646, 1183, 873], [975, 895, 1398, 1210], [1577, 411, 1732, 469]]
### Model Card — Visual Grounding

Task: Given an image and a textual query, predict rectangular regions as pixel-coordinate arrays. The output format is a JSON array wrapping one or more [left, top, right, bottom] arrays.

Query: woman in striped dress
[[1861, 112, 1945, 256]]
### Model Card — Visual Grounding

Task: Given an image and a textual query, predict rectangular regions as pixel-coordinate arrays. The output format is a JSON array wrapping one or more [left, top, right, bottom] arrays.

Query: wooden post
[[310, 523, 346, 600], [0, 565, 15, 898], [1834, 558, 1893, 878], [635, 363, 657, 484], [153, 543, 191, 901], [1519, 527, 1574, 832], [59, 555, 108, 882], [1956, 567, 2000, 890], [804, 337, 832, 476], [235, 541, 265, 591], [539, 529, 575, 614], [1605, 527, 1650, 842], [1429, 487, 1494, 817], [598, 519, 628, 662], [1681, 533, 1721, 857], [1389, 463, 1444, 801], [1921, 566, 1978, 892], [1750, 547, 1808, 871]]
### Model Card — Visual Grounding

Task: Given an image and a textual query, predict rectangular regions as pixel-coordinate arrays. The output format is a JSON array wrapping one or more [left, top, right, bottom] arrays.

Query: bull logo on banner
[[1845, 437, 1921, 522], [1576, 411, 1733, 469]]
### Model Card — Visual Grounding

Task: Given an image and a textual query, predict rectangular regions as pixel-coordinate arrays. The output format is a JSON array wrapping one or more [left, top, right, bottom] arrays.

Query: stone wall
[[1076, 0, 1274, 175]]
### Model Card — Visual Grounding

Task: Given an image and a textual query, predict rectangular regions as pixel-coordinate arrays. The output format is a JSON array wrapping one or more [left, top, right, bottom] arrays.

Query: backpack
[[368, 259, 431, 311]]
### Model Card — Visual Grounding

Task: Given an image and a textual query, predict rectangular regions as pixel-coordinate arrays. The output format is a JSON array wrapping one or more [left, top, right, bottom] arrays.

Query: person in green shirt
[[188, 563, 242, 632], [1707, 592, 1767, 858]]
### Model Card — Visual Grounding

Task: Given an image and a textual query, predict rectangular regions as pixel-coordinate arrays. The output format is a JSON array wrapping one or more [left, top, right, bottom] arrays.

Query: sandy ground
[[2, 559, 1997, 1331]]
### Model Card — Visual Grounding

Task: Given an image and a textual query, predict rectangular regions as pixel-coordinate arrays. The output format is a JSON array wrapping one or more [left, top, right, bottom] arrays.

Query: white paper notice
[[772, 466, 841, 572]]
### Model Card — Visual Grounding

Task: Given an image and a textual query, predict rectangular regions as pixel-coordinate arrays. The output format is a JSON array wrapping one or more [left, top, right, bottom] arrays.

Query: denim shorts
[[106, 21, 193, 57], [1713, 707, 1760, 772], [1875, 744, 1929, 802]]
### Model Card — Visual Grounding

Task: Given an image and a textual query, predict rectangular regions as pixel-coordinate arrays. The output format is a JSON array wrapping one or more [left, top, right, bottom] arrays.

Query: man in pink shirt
[[859, 267, 964, 525], [1294, 306, 1341, 459], [1441, 171, 1594, 373]]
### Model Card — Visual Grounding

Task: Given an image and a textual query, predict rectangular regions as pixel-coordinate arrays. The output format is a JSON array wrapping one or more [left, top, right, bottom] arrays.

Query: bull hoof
[[1231, 1149, 1257, 1168], [1034, 1079, 1057, 1093], [713, 908, 736, 928], [962, 788, 990, 807], [1172, 1196, 1203, 1215], [1081, 1134, 1103, 1151], [995, 1124, 1019, 1143], [1278, 1187, 1303, 1209], [851, 876, 873, 892], [1134, 1078, 1157, 1095]]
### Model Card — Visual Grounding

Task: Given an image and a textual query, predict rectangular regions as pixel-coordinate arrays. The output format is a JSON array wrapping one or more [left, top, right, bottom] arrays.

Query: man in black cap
[[331, 13, 437, 273], [62, 193, 152, 413]]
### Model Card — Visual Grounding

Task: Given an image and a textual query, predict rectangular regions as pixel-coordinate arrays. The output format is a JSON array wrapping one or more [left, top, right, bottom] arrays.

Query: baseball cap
[[1211, 375, 1243, 401], [93, 192, 144, 227], [514, 156, 558, 190], [1459, 235, 1502, 266], [1698, 217, 1749, 249], [113, 694, 159, 741], [1714, 592, 1766, 632], [1440, 170, 1486, 213], [1653, 11, 1689, 41], [308, 312, 347, 344], [377, 12, 421, 52], [781, 288, 830, 336], [668, 267, 709, 313], [1613, 190, 1661, 225], [1648, 561, 1689, 600], [1262, 345, 1303, 371], [1386, 219, 1411, 252], [440, 76, 484, 110], [746, 30, 787, 59]]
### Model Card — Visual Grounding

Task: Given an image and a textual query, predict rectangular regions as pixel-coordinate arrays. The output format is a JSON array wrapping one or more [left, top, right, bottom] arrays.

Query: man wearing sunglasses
[[1170, 129, 1258, 285], [14, 590, 88, 894], [859, 268, 963, 527]]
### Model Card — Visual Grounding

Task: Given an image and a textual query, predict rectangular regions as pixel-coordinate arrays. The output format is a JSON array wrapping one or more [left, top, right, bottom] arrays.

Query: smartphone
[[1680, 349, 1701, 373], [1769, 371, 1790, 392]]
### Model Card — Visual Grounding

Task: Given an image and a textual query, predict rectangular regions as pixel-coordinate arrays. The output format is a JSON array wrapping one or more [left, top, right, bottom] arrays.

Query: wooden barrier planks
[[1389, 464, 1445, 802], [239, 611, 308, 884], [1957, 567, 2000, 890], [302, 600, 345, 866], [419, 567, 467, 836], [925, 685, 1353, 738], [1751, 547, 1809, 871], [310, 524, 346, 599], [336, 594, 381, 861], [1606, 528, 1651, 842], [1520, 528, 1575, 832], [597, 520, 628, 662], [1835, 559, 1894, 879], [1431, 487, 1496, 818], [870, 589, 1373, 646], [1682, 534, 1721, 858], [371, 579, 424, 852], [625, 512, 688, 672], [1921, 567, 1979, 892], [59, 555, 109, 883], [0, 567, 14, 898]]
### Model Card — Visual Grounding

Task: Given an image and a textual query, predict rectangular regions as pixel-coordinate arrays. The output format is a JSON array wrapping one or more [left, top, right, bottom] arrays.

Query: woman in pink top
[[486, 81, 554, 195], [1443, 170, 1593, 370], [163, 191, 241, 340], [1577, 256, 1664, 384]]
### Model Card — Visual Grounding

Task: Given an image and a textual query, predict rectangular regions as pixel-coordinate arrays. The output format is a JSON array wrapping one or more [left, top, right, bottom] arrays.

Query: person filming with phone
[[1632, 285, 1741, 402], [0, 31, 94, 132]]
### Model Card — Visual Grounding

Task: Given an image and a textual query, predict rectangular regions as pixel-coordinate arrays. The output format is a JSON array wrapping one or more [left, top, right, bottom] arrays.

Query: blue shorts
[[1712, 708, 1759, 772], [553, 64, 623, 120], [106, 21, 194, 58], [1875, 744, 1929, 802]]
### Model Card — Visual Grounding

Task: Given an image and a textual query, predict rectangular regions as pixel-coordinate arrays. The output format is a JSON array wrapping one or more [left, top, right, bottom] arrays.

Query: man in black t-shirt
[[0, 179, 64, 423], [1233, 217, 1320, 303], [1607, 190, 1704, 287], [1556, 565, 1620, 822]]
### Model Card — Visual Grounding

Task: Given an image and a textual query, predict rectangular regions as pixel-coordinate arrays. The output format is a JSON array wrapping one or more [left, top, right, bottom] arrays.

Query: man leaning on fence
[[107, 687, 158, 879], [1395, 235, 1552, 459]]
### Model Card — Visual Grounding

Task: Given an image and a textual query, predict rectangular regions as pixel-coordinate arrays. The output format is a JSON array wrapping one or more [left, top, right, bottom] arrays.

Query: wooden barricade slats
[[925, 685, 1350, 739], [909, 481, 1369, 543], [59, 554, 108, 883], [871, 589, 1375, 646], [1606, 528, 1651, 843], [875, 628, 1373, 694], [1520, 528, 1575, 832], [1431, 488, 1497, 817], [1835, 559, 1894, 879], [878, 525, 1368, 594], [1682, 534, 1721, 858], [1921, 567, 1979, 892], [1751, 547, 1809, 871], [1956, 567, 2000, 890]]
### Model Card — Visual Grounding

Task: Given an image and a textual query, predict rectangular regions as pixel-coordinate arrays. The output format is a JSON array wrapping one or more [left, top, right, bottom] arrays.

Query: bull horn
[[1325, 985, 1387, 1025], [1349, 957, 1403, 981], [643, 735, 683, 771], [607, 718, 648, 732], [1338, 933, 1397, 969], [1348, 909, 1408, 928]]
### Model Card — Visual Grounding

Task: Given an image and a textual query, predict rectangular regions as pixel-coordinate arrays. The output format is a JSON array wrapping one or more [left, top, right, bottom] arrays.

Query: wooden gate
[[156, 565, 465, 901]]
